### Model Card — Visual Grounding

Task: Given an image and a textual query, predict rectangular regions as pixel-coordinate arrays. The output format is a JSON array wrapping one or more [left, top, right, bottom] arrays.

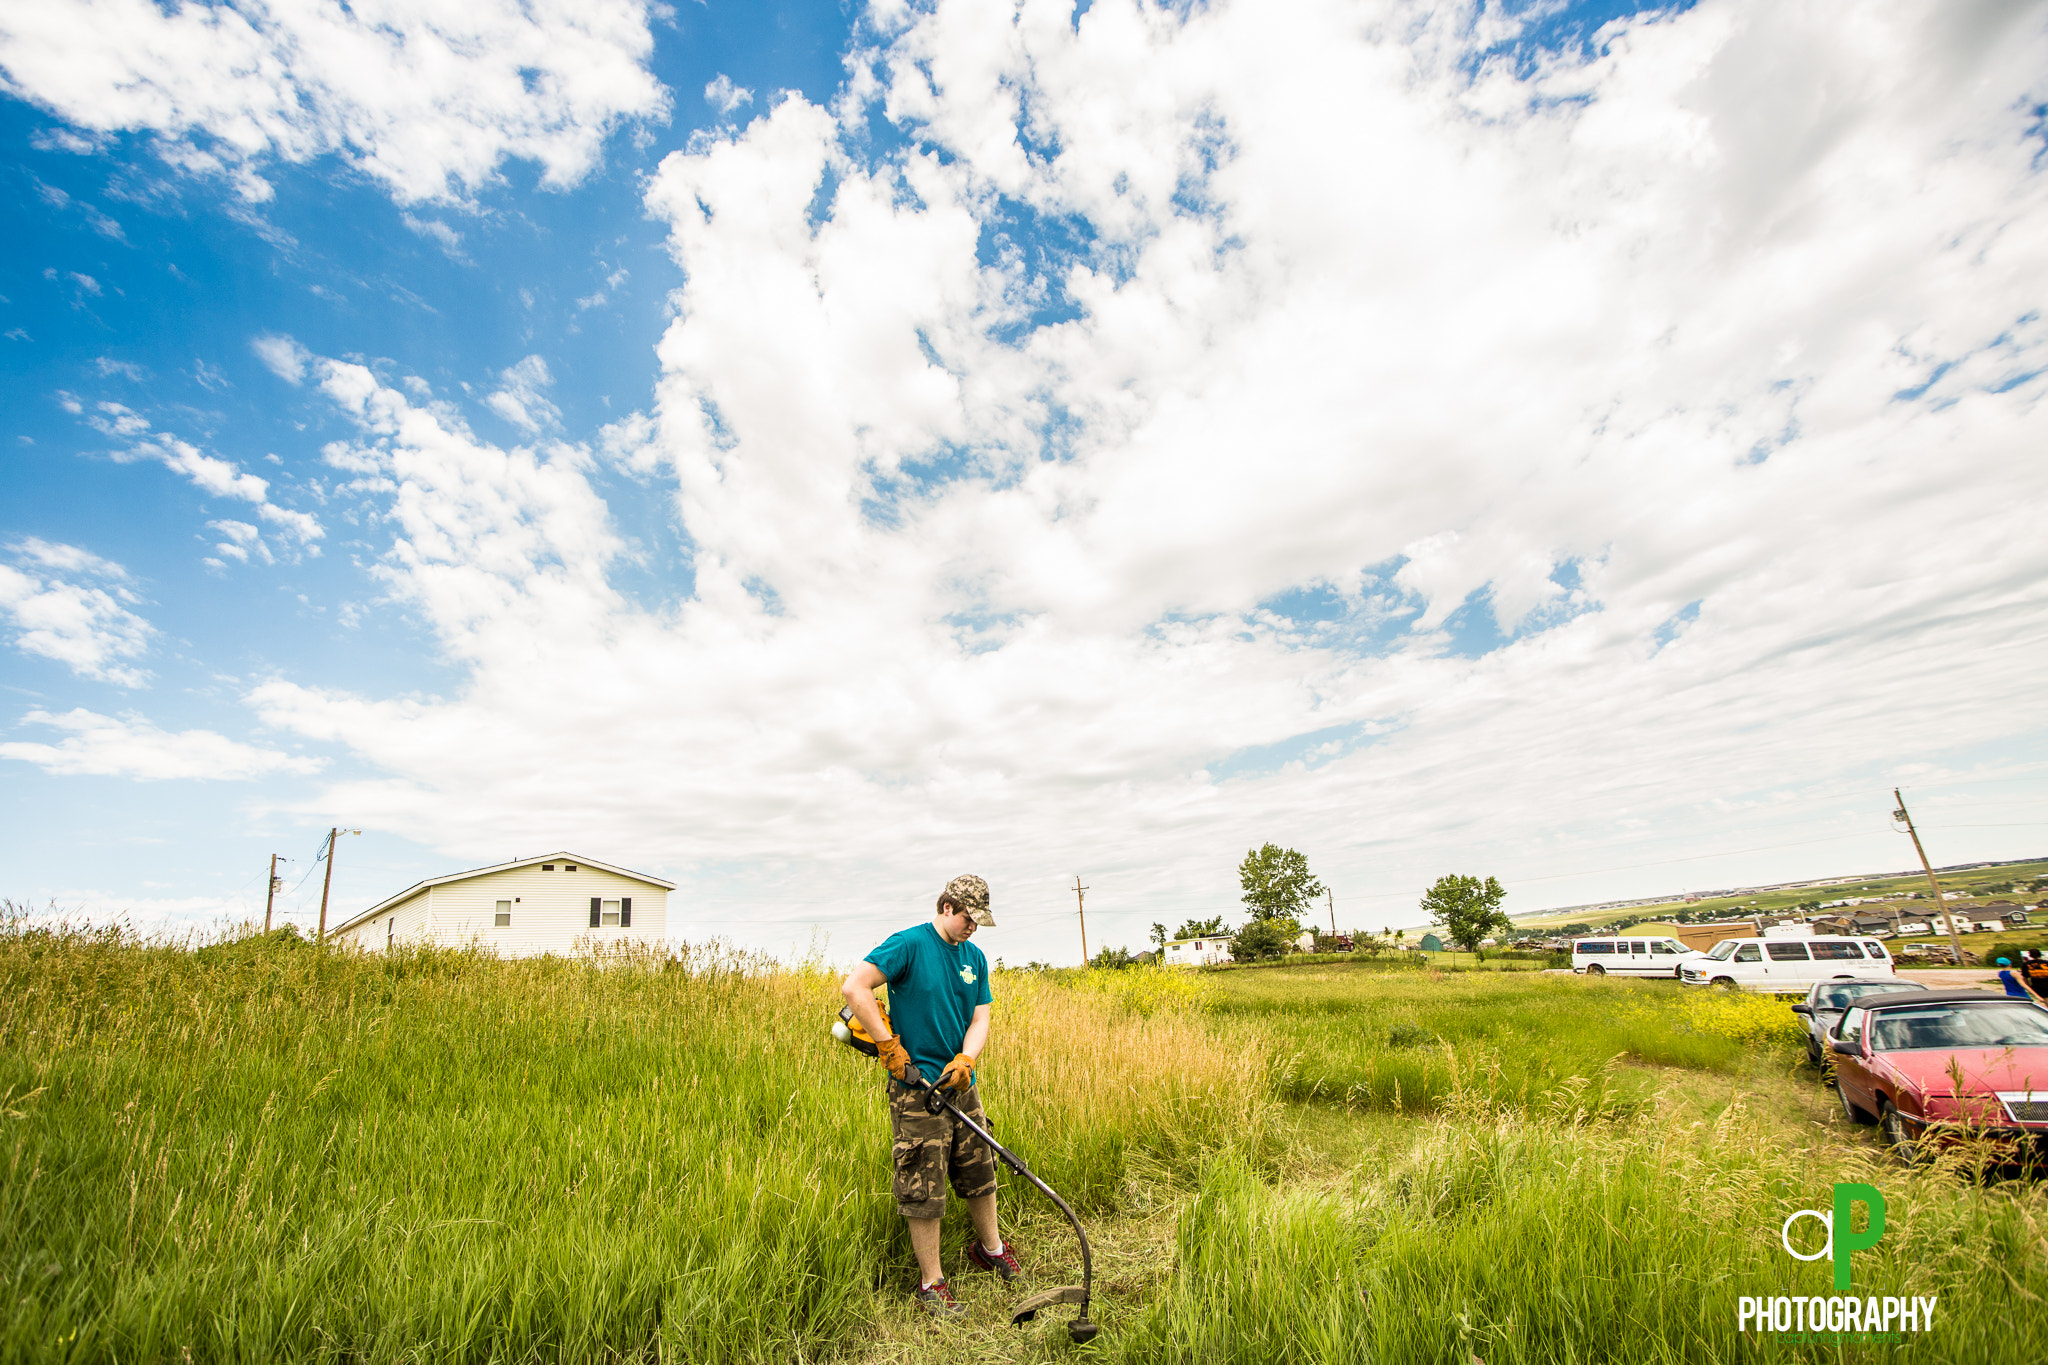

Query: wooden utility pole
[[264, 853, 285, 932], [1328, 888, 1337, 940], [316, 828, 360, 944], [1073, 876, 1090, 966], [1893, 790, 1967, 966]]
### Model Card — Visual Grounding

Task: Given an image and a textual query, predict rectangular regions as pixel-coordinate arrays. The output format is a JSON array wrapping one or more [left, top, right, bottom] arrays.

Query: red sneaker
[[966, 1238, 1022, 1282], [913, 1278, 966, 1319]]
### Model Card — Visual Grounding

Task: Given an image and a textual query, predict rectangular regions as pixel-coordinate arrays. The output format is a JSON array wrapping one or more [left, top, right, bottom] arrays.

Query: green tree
[[1421, 874, 1510, 955], [1149, 922, 1169, 951], [1177, 915, 1228, 939], [1230, 916, 1298, 962], [1238, 843, 1324, 922], [1561, 922, 1592, 936], [1090, 944, 1137, 970]]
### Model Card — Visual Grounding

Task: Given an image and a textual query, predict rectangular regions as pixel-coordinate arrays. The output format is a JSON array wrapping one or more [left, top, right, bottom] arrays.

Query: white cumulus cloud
[[704, 74, 753, 115], [227, 0, 2048, 954], [0, 539, 154, 686], [82, 402, 325, 555], [0, 0, 671, 205], [0, 708, 322, 780], [483, 354, 563, 433], [251, 332, 311, 384]]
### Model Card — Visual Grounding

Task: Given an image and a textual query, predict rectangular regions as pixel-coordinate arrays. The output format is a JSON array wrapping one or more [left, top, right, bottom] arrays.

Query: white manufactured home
[[329, 852, 674, 956], [1162, 933, 1234, 968]]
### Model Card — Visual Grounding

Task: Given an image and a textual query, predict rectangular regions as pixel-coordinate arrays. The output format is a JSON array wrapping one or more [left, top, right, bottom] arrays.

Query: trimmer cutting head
[[1011, 1286, 1096, 1341]]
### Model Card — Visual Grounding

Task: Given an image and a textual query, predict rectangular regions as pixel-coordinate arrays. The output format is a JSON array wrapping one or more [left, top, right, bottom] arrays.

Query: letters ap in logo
[[1832, 1183, 1884, 1292], [1786, 1183, 1886, 1292]]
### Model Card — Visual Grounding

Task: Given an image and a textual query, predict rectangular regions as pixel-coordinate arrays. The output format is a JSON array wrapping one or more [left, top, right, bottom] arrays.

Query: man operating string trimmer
[[839, 874, 1022, 1319]]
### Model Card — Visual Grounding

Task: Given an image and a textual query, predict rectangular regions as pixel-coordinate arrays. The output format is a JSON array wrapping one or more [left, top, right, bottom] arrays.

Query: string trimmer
[[833, 1002, 1098, 1343]]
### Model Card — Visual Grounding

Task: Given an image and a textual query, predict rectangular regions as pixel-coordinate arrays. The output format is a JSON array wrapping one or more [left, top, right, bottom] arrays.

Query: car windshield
[[1706, 941, 1739, 961], [1815, 981, 1928, 1010], [1868, 1004, 2048, 1052]]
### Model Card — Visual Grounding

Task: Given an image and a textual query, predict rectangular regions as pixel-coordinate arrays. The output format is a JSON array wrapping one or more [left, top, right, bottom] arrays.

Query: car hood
[[1879, 1047, 2048, 1097]]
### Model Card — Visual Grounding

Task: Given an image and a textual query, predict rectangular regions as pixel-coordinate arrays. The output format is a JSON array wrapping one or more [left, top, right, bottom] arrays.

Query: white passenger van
[[1679, 936, 1896, 992], [1571, 936, 1706, 978]]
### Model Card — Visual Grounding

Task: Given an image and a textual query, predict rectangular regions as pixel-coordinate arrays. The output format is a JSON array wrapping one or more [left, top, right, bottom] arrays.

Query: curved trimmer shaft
[[911, 1075, 1097, 1341]]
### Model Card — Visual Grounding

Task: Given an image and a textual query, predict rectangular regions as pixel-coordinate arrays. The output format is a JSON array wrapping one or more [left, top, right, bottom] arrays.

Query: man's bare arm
[[962, 1001, 991, 1062], [840, 961, 893, 1042]]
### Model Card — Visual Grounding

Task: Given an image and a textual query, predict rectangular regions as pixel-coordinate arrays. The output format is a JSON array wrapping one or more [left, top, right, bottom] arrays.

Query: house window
[[564, 864, 578, 872], [387, 916, 394, 948], [601, 899, 621, 926], [495, 900, 512, 927], [542, 864, 555, 871]]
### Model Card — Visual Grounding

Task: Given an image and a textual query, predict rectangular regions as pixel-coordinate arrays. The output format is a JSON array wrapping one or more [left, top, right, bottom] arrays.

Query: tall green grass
[[11, 916, 2041, 1364], [1114, 1092, 2048, 1363], [0, 915, 1254, 1363], [1208, 966, 1801, 1114]]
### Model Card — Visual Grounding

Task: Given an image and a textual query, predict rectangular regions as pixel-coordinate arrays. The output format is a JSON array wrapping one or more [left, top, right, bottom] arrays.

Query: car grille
[[1997, 1092, 2048, 1123]]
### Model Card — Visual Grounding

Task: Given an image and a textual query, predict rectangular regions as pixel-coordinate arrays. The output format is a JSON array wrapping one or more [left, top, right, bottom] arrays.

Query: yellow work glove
[[877, 1034, 916, 1083], [939, 1053, 974, 1091]]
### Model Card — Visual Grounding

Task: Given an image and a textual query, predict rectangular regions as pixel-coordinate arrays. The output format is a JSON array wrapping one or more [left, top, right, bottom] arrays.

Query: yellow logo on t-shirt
[[959, 964, 976, 984]]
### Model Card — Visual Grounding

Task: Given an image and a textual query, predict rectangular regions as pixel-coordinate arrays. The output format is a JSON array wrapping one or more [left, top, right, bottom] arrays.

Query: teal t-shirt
[[865, 923, 992, 1087]]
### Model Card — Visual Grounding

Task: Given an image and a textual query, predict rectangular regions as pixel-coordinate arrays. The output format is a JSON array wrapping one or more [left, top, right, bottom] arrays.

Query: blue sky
[[3, 0, 2046, 963]]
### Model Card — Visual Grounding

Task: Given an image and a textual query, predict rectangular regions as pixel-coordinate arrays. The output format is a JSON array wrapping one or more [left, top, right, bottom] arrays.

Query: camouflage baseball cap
[[944, 874, 994, 927]]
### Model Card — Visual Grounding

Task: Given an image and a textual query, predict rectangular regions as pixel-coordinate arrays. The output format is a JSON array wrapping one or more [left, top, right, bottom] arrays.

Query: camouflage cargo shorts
[[888, 1082, 999, 1219]]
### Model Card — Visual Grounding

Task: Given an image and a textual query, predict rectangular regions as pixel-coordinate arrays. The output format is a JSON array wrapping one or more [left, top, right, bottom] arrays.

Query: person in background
[[2018, 948, 2048, 1002], [1994, 956, 2033, 999]]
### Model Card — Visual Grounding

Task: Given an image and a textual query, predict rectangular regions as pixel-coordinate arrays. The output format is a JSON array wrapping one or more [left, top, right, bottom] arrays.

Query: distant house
[[1417, 932, 1445, 953], [329, 852, 673, 956], [1672, 921, 1760, 952], [1968, 905, 2028, 933], [1162, 933, 1235, 968], [1819, 910, 1903, 937]]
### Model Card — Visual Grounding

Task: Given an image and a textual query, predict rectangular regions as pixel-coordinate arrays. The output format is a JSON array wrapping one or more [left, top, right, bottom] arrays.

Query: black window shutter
[[590, 897, 601, 928], [621, 897, 632, 928]]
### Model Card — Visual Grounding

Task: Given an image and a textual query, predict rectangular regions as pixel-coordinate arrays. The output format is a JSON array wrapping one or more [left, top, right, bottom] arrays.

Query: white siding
[[339, 891, 425, 952], [1163, 936, 1233, 967], [343, 863, 668, 956]]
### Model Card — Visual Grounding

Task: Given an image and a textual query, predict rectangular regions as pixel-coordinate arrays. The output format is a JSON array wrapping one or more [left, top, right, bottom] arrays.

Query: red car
[[1830, 990, 2048, 1161]]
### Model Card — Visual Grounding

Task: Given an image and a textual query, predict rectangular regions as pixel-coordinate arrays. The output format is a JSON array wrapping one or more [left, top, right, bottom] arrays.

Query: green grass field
[[4, 912, 2045, 1363]]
